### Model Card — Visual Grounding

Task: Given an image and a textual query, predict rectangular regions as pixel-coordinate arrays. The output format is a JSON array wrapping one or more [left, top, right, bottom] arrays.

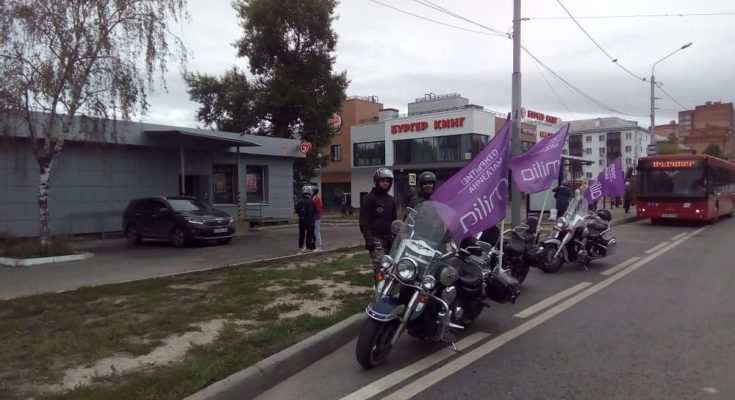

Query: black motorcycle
[[537, 193, 617, 273], [355, 201, 520, 369]]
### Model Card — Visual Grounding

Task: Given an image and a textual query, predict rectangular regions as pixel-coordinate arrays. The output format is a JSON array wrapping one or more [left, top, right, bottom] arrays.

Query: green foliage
[[186, 0, 348, 181], [702, 143, 723, 158], [658, 143, 684, 155]]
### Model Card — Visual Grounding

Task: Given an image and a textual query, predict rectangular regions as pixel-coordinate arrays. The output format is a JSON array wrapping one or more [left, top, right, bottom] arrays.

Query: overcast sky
[[145, 0, 735, 130]]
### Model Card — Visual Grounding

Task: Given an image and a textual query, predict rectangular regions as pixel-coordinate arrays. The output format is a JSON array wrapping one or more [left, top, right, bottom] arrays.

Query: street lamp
[[648, 42, 693, 146]]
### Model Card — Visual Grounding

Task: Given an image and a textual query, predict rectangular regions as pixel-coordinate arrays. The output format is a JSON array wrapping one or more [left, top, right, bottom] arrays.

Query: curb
[[183, 313, 365, 400], [0, 252, 94, 267]]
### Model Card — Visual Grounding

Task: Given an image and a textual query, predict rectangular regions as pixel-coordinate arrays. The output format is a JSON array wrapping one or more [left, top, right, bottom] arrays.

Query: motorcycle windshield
[[390, 201, 452, 264], [562, 191, 590, 228]]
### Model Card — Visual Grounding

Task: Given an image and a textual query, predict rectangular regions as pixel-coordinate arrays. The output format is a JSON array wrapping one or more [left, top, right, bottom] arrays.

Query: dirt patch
[[60, 319, 227, 390], [272, 279, 367, 320]]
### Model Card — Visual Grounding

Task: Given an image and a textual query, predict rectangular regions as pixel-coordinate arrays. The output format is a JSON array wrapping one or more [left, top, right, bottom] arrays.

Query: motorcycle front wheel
[[355, 318, 400, 369], [537, 244, 564, 273]]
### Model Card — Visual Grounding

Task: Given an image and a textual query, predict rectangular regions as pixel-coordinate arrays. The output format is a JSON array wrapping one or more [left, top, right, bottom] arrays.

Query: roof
[[144, 129, 260, 147]]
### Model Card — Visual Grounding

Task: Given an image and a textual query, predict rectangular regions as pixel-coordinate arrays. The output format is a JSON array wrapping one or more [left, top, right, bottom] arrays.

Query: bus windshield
[[639, 166, 706, 198]]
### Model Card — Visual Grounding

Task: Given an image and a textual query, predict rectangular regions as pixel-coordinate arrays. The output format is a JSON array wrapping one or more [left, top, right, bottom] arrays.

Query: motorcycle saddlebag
[[506, 236, 526, 255], [485, 269, 521, 304]]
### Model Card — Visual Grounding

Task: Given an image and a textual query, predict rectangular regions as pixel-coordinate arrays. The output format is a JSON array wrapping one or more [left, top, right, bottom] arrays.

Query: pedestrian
[[614, 196, 621, 208], [409, 171, 436, 208], [294, 185, 316, 253], [360, 168, 397, 271], [552, 180, 572, 218], [403, 186, 416, 215], [312, 186, 323, 251], [623, 181, 633, 213]]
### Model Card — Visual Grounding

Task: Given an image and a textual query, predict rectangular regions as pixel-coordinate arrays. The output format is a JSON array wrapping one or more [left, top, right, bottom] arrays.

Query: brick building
[[680, 101, 735, 158]]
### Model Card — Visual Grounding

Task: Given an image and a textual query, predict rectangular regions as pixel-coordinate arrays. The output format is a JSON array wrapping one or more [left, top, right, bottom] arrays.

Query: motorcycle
[[355, 201, 521, 369], [537, 191, 617, 273], [474, 218, 542, 283]]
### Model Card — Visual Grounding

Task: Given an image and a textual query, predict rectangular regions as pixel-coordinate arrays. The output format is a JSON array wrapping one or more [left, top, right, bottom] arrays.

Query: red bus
[[636, 154, 735, 223]]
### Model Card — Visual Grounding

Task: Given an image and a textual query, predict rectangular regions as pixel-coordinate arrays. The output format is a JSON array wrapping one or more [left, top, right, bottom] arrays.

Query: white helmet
[[301, 185, 313, 195]]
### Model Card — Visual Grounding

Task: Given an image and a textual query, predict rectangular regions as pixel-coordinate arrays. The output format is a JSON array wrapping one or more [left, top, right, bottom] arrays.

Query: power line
[[657, 84, 689, 110], [527, 47, 577, 119], [369, 0, 647, 117], [412, 0, 508, 37], [554, 0, 645, 82], [526, 12, 735, 21], [368, 0, 503, 38]]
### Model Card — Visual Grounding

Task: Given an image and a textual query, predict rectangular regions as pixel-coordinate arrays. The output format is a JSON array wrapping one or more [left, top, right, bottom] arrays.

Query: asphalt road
[[256, 217, 735, 400], [0, 224, 364, 299]]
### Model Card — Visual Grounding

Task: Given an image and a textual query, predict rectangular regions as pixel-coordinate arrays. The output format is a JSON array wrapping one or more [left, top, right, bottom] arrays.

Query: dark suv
[[123, 196, 235, 247]]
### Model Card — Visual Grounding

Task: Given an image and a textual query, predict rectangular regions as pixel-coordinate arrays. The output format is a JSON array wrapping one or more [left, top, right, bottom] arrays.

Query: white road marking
[[514, 282, 592, 319], [340, 331, 489, 400], [644, 241, 670, 254], [601, 256, 641, 276], [377, 227, 705, 400], [671, 232, 687, 241]]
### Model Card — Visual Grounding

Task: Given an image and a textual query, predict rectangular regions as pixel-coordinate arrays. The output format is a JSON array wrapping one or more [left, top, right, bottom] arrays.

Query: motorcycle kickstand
[[450, 341, 460, 353]]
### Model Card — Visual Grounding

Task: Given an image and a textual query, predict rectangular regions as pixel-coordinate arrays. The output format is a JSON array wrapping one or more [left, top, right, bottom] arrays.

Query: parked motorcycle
[[537, 192, 617, 273], [355, 201, 521, 369]]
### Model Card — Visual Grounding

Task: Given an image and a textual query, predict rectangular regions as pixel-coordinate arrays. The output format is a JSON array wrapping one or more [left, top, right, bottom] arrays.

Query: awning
[[144, 129, 260, 148]]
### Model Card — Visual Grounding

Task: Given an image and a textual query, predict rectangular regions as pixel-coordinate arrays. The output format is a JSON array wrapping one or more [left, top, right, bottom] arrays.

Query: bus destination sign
[[651, 160, 698, 169]]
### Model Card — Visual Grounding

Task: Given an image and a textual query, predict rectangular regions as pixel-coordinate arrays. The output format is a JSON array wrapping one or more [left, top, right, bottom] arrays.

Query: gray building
[[1, 115, 303, 237]]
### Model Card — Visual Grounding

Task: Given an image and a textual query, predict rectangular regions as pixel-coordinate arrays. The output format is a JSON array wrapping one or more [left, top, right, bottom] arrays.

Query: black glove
[[371, 240, 385, 266]]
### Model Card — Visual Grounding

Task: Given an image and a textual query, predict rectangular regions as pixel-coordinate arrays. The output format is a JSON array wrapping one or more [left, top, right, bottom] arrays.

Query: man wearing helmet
[[294, 185, 316, 253], [409, 171, 436, 208], [359, 168, 397, 264]]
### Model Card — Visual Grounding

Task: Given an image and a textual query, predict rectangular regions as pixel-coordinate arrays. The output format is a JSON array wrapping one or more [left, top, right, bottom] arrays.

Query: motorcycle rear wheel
[[355, 318, 400, 369], [537, 244, 564, 273]]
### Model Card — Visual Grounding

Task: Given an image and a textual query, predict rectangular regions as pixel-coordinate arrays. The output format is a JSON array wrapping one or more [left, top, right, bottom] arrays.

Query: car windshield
[[167, 199, 210, 211]]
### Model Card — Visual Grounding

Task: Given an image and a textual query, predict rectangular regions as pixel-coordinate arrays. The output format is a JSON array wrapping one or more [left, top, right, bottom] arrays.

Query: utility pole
[[510, 0, 522, 226], [649, 42, 693, 147]]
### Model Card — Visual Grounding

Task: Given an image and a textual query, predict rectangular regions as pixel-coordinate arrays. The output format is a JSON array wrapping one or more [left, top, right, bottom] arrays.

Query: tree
[[0, 0, 188, 249], [658, 143, 684, 155], [187, 0, 348, 182], [703, 143, 723, 158]]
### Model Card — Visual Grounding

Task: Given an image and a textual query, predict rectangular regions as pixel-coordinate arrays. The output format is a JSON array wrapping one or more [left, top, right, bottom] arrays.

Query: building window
[[213, 164, 236, 204], [625, 145, 632, 152], [585, 148, 592, 155], [436, 135, 461, 161], [246, 165, 268, 203], [354, 141, 385, 166], [599, 160, 605, 166], [599, 147, 605, 156], [393, 134, 487, 165], [586, 172, 593, 179], [626, 157, 632, 166], [586, 135, 592, 143], [599, 134, 605, 141], [330, 145, 342, 162], [625, 132, 632, 140]]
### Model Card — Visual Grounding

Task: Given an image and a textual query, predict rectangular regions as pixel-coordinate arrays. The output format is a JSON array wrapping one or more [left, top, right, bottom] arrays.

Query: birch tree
[[0, 0, 188, 249]]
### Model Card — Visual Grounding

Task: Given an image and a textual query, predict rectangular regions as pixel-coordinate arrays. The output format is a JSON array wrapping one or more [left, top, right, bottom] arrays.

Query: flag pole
[[497, 218, 505, 272], [536, 188, 550, 243]]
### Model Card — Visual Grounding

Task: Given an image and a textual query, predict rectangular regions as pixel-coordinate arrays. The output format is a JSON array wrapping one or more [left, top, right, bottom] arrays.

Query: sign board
[[299, 141, 313, 154], [408, 173, 416, 186], [646, 144, 658, 156]]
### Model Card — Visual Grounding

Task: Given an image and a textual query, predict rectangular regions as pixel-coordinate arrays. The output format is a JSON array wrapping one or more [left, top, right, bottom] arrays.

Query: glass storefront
[[353, 141, 385, 166], [393, 134, 488, 165]]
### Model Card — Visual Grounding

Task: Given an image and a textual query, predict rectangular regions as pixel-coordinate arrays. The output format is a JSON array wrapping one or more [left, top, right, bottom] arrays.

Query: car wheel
[[125, 224, 141, 245], [217, 238, 232, 245], [171, 226, 189, 248]]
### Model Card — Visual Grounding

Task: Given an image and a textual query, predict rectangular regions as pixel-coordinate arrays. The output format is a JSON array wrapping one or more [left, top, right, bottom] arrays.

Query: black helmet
[[418, 171, 436, 185], [595, 209, 612, 222]]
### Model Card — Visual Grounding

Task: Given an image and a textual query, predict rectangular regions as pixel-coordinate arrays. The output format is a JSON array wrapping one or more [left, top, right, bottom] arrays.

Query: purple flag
[[432, 120, 511, 242], [584, 156, 625, 204], [509, 124, 570, 193]]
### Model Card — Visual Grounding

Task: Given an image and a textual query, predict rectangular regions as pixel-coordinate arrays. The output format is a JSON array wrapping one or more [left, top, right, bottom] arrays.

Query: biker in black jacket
[[360, 168, 397, 260], [409, 171, 436, 209]]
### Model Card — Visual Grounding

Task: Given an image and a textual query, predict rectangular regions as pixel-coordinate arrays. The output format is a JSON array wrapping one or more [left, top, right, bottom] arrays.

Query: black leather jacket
[[359, 187, 397, 251]]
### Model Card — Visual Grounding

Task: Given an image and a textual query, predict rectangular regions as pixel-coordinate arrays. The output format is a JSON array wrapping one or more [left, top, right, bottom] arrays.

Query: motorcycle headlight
[[380, 255, 393, 270], [422, 275, 436, 290], [396, 258, 418, 281]]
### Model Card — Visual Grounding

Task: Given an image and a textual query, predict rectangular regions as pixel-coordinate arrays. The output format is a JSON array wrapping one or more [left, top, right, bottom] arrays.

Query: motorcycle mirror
[[390, 220, 405, 235], [475, 241, 493, 254]]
